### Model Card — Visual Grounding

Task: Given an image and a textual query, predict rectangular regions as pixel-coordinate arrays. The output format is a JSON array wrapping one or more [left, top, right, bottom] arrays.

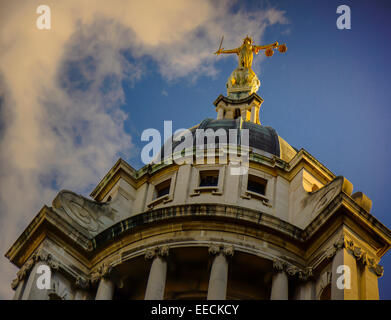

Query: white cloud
[[0, 0, 287, 299]]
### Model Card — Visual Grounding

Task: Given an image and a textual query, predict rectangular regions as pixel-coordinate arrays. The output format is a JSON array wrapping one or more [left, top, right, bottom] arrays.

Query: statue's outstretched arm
[[253, 41, 279, 52], [214, 47, 240, 55]]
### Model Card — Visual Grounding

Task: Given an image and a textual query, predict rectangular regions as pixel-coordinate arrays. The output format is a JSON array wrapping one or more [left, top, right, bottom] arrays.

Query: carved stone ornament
[[272, 258, 286, 272], [285, 265, 300, 277], [145, 248, 157, 260], [208, 244, 234, 257], [159, 245, 170, 257], [334, 235, 347, 250], [272, 258, 312, 281], [76, 276, 90, 289], [208, 244, 220, 256], [11, 250, 60, 290], [373, 265, 384, 277], [223, 245, 235, 257], [325, 246, 337, 259], [324, 235, 384, 277], [11, 258, 35, 289], [91, 263, 113, 283], [52, 190, 116, 236], [145, 246, 170, 260], [353, 247, 363, 260], [298, 267, 313, 281], [33, 251, 60, 270]]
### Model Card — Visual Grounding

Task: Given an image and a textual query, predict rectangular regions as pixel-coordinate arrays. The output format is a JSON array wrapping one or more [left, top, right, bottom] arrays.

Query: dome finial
[[214, 35, 287, 99]]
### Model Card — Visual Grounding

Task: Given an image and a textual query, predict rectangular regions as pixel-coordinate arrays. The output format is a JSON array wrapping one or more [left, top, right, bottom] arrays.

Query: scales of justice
[[214, 36, 287, 99]]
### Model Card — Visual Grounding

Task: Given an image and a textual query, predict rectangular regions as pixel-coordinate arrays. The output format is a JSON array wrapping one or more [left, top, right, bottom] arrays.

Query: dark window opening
[[199, 170, 219, 187], [247, 175, 267, 195], [234, 108, 241, 119], [155, 179, 171, 199]]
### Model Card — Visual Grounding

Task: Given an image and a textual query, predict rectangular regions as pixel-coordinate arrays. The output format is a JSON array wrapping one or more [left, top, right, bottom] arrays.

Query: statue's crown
[[243, 36, 253, 43]]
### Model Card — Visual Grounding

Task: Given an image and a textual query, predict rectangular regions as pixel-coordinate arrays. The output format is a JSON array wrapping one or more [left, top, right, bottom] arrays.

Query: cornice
[[91, 203, 305, 250]]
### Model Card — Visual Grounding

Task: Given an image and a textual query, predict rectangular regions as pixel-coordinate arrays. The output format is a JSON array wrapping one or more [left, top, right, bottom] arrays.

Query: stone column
[[240, 109, 247, 121], [11, 259, 35, 300], [250, 106, 256, 123], [21, 252, 59, 300], [294, 279, 315, 300], [207, 245, 234, 300], [73, 277, 90, 300], [270, 259, 288, 300], [217, 107, 224, 120], [360, 264, 381, 300], [329, 235, 359, 300], [293, 268, 314, 300], [12, 279, 25, 300], [92, 263, 115, 300], [144, 246, 169, 300], [95, 278, 115, 300], [21, 261, 51, 300]]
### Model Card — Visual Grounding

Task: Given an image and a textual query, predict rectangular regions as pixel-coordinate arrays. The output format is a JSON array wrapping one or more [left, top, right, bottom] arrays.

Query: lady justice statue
[[215, 36, 287, 99]]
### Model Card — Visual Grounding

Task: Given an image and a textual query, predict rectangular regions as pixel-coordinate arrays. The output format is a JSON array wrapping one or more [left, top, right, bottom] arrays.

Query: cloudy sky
[[0, 0, 391, 299]]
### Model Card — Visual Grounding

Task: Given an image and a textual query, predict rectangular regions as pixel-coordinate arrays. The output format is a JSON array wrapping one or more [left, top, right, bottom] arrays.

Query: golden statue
[[214, 36, 287, 99]]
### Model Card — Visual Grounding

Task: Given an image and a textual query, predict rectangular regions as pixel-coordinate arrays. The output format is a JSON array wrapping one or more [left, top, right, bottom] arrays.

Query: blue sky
[[0, 0, 390, 299]]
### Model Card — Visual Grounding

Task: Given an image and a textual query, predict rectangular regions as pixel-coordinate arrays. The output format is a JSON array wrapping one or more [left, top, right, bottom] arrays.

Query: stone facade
[[5, 90, 391, 300]]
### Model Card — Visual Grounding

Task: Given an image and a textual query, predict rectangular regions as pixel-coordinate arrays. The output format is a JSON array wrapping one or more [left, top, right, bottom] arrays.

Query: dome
[[159, 118, 297, 162]]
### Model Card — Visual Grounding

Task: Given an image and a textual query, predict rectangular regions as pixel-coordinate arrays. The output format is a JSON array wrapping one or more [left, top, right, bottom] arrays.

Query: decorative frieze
[[272, 258, 312, 281], [323, 234, 384, 277]]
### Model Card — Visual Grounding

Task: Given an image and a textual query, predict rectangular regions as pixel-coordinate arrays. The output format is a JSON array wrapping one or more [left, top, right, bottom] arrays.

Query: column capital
[[272, 258, 313, 281], [75, 276, 90, 289], [144, 250, 168, 300], [326, 234, 384, 277], [11, 249, 60, 290], [11, 257, 35, 290], [208, 244, 234, 257], [32, 251, 60, 270], [272, 258, 286, 272], [91, 262, 113, 284], [298, 267, 314, 281], [325, 235, 347, 259], [145, 245, 169, 260]]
